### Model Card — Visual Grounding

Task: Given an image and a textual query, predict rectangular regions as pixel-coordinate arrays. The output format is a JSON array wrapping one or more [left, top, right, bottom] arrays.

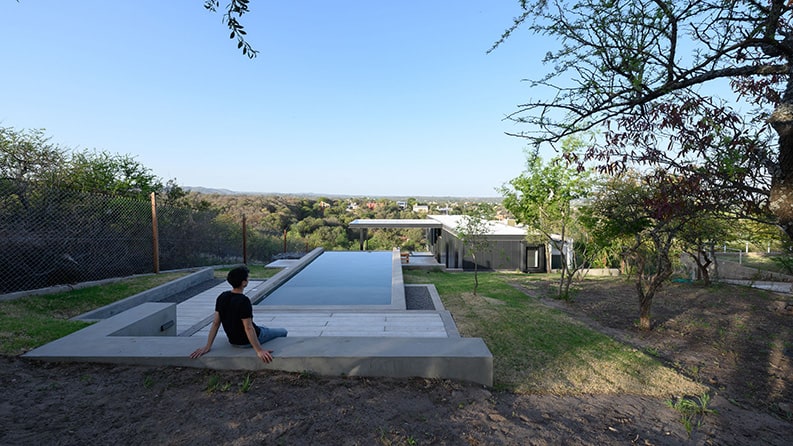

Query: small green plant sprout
[[644, 346, 660, 357], [206, 374, 232, 393], [239, 373, 253, 393], [665, 393, 717, 436], [143, 374, 155, 389]]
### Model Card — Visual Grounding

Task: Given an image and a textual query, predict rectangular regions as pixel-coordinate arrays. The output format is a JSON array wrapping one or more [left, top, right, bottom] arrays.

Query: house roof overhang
[[348, 219, 443, 229]]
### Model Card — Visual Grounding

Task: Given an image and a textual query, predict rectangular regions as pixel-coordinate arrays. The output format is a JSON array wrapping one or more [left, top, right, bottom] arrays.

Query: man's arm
[[190, 312, 221, 358], [242, 318, 273, 363]]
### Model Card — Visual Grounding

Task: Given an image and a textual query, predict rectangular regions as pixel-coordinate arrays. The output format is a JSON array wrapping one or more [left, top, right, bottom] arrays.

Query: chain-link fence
[[0, 182, 266, 295]]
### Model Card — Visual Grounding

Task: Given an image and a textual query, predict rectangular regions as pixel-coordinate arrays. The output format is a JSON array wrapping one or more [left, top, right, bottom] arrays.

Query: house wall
[[429, 228, 544, 272]]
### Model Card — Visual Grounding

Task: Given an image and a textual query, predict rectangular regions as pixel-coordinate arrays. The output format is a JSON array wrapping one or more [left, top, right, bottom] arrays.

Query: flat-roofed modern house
[[349, 215, 571, 273]]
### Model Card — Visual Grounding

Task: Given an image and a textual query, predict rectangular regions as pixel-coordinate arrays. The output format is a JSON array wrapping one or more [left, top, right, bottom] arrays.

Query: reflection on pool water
[[258, 251, 393, 306]]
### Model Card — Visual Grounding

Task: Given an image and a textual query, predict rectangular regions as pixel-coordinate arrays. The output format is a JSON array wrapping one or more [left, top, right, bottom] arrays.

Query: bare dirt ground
[[1, 278, 792, 445]]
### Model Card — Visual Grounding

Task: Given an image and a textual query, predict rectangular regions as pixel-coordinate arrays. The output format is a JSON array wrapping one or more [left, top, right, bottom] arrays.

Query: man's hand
[[256, 349, 274, 363], [190, 346, 211, 359]]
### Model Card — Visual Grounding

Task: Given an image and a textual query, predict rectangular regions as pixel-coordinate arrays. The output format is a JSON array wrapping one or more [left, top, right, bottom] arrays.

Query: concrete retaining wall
[[74, 268, 214, 321]]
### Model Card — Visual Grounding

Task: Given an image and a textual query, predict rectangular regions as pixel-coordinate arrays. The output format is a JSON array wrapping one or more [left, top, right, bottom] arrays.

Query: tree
[[203, 0, 259, 58], [0, 127, 70, 209], [0, 127, 67, 184], [455, 210, 494, 296], [494, 1, 789, 238], [501, 142, 593, 298], [1, 127, 184, 203], [68, 150, 165, 200], [582, 170, 704, 330], [676, 215, 733, 286]]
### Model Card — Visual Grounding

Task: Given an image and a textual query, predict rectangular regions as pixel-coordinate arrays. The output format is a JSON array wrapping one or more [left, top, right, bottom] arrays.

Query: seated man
[[190, 266, 287, 363]]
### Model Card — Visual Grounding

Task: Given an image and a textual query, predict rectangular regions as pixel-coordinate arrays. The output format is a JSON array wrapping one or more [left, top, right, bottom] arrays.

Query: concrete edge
[[391, 248, 407, 309], [26, 336, 493, 387], [249, 248, 324, 304], [73, 268, 214, 321], [24, 303, 492, 386]]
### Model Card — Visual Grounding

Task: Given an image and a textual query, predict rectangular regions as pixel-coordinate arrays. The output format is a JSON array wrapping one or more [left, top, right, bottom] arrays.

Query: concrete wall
[[680, 255, 793, 282], [74, 268, 215, 321]]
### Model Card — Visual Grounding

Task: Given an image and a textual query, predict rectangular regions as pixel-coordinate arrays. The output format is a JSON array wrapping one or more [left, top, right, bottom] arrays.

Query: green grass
[[0, 272, 186, 355], [665, 393, 717, 436], [404, 270, 705, 396]]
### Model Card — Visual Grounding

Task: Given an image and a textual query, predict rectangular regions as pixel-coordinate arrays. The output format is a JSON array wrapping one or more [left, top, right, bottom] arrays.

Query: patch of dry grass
[[404, 270, 705, 396]]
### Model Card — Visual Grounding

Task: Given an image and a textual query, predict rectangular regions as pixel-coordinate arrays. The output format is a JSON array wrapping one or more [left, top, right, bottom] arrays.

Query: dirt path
[[0, 356, 789, 445]]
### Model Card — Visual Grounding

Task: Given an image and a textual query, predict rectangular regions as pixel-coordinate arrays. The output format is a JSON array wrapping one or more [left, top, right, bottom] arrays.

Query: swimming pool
[[257, 250, 406, 308]]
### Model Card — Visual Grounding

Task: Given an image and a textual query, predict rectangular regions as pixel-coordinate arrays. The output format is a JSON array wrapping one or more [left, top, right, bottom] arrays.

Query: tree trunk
[[637, 273, 667, 331], [688, 250, 712, 286], [635, 241, 673, 331], [700, 260, 711, 286], [638, 288, 652, 331], [769, 101, 793, 240], [472, 253, 479, 296]]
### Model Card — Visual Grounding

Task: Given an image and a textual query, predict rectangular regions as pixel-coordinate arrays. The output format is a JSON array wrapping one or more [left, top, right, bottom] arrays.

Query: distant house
[[426, 215, 531, 271], [396, 201, 407, 209], [349, 215, 572, 272], [412, 204, 429, 213]]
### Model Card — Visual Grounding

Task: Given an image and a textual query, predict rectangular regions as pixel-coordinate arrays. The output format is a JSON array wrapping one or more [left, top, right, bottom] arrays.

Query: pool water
[[259, 251, 393, 306]]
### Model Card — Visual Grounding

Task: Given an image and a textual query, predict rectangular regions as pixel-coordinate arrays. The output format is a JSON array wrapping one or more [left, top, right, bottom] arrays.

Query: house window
[[526, 248, 539, 268]]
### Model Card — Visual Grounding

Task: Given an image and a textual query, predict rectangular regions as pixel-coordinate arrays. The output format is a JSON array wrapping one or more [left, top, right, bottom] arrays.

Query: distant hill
[[184, 186, 240, 195], [183, 186, 502, 202]]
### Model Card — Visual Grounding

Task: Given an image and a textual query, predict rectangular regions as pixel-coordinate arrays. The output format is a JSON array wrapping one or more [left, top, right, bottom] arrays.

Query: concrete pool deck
[[23, 250, 493, 386]]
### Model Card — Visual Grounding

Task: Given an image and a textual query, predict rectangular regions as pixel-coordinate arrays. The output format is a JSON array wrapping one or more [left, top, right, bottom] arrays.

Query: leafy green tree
[[455, 209, 494, 296], [583, 170, 704, 330], [676, 215, 734, 286], [306, 225, 350, 250], [1, 127, 183, 203], [0, 127, 67, 183], [67, 150, 168, 200], [365, 229, 400, 251], [494, 1, 789, 239], [1, 127, 69, 208], [501, 143, 593, 298]]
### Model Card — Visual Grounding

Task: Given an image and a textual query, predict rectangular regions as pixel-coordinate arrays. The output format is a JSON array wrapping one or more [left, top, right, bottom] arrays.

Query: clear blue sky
[[1, 1, 553, 198]]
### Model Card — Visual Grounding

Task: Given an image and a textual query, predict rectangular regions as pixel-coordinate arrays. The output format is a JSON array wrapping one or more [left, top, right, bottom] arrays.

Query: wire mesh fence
[[0, 182, 275, 295]]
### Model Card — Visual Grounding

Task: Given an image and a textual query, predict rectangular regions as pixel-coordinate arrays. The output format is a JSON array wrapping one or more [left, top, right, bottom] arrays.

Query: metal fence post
[[151, 192, 160, 274], [242, 214, 247, 265]]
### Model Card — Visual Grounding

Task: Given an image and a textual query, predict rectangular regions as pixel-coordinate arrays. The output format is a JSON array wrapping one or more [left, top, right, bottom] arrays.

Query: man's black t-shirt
[[215, 290, 260, 345]]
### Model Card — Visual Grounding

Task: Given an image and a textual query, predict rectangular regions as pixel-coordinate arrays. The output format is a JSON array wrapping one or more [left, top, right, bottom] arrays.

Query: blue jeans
[[232, 324, 288, 348], [257, 325, 288, 344]]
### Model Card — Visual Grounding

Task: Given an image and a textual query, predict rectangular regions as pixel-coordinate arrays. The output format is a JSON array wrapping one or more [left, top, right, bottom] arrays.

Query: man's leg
[[257, 325, 288, 344]]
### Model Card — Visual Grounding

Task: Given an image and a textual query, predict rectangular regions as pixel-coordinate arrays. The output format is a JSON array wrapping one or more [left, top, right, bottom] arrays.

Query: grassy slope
[[404, 270, 704, 396]]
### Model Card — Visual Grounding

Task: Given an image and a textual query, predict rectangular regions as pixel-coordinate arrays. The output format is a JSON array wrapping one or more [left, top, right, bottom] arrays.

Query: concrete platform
[[24, 258, 493, 386], [24, 305, 491, 385], [720, 279, 793, 294]]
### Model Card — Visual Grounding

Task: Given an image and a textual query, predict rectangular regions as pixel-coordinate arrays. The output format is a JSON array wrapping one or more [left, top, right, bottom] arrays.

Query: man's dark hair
[[226, 266, 250, 288]]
